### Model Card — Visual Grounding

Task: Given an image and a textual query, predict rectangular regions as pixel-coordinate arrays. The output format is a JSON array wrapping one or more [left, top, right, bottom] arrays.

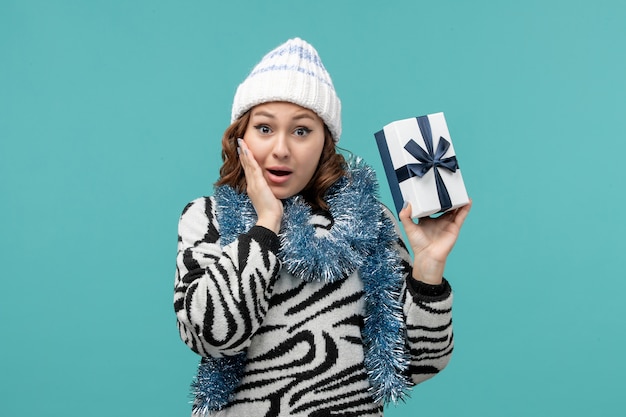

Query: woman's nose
[[271, 134, 290, 159]]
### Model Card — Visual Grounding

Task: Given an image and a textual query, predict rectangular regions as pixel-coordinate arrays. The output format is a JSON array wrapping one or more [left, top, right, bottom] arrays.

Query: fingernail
[[237, 147, 241, 155], [402, 201, 409, 209], [237, 138, 243, 146]]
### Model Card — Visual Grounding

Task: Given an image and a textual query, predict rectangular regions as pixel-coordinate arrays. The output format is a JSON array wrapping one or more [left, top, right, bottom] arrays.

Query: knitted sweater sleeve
[[403, 277, 454, 385], [173, 197, 281, 358], [382, 206, 455, 386]]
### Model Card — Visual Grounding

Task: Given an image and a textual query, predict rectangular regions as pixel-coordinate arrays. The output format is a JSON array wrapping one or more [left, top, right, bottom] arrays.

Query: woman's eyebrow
[[251, 110, 275, 119], [292, 113, 316, 121]]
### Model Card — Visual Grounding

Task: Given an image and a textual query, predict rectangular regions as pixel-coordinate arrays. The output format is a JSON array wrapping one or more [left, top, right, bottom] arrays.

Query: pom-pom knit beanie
[[231, 37, 342, 142]]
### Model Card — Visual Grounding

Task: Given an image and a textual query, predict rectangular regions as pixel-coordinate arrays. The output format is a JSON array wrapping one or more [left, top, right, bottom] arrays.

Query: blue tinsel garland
[[191, 159, 410, 414]]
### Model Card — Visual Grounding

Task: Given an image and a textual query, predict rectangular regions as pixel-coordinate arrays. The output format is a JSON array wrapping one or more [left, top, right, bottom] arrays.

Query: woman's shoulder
[[179, 196, 217, 221]]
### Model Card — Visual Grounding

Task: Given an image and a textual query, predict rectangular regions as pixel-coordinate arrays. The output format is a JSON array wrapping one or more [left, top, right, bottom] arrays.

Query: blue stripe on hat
[[248, 64, 335, 89], [265, 43, 326, 70]]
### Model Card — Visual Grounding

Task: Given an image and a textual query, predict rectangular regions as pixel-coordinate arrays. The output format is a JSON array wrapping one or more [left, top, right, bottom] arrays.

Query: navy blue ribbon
[[394, 116, 459, 212]]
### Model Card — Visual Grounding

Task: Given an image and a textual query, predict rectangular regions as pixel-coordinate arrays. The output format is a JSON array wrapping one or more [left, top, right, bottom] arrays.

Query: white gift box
[[374, 112, 469, 218]]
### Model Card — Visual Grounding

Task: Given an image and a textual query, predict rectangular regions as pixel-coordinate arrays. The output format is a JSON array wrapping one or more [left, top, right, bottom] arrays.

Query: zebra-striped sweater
[[174, 196, 454, 416]]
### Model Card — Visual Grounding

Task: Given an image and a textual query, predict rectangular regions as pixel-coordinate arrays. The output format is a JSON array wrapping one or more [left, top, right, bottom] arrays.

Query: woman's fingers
[[238, 138, 253, 171], [237, 137, 283, 233], [398, 201, 416, 231], [455, 199, 472, 226]]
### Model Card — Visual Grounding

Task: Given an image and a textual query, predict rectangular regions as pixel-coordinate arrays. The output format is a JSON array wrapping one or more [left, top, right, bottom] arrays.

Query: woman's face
[[243, 101, 326, 200]]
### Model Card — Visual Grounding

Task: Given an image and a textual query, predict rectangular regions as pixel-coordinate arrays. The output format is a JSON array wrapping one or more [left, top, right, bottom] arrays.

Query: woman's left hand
[[398, 200, 472, 285]]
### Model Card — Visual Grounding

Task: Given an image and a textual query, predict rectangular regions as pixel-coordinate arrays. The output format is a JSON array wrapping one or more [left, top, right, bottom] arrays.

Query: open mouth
[[268, 169, 291, 177]]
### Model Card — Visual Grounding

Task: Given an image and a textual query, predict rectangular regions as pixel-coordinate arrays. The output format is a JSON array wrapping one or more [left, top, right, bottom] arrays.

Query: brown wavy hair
[[215, 110, 347, 211]]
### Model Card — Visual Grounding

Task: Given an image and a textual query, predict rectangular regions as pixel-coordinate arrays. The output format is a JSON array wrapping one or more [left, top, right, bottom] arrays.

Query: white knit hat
[[231, 37, 342, 142]]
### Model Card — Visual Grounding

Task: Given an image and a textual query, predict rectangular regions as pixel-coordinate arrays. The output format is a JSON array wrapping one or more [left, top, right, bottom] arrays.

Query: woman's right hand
[[238, 138, 284, 233]]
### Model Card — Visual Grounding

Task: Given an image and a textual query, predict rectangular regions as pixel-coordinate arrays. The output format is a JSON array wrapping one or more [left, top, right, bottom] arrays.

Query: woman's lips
[[266, 168, 292, 184]]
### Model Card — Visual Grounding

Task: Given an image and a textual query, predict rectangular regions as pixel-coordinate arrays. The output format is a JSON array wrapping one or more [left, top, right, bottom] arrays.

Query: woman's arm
[[383, 205, 458, 385], [173, 197, 280, 357]]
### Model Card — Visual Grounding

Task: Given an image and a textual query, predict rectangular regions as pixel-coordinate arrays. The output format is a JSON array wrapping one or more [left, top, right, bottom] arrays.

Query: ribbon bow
[[394, 116, 459, 212]]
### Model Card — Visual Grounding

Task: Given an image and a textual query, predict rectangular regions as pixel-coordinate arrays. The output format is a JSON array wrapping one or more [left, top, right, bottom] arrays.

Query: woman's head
[[216, 102, 345, 210], [216, 38, 346, 210], [231, 37, 342, 142]]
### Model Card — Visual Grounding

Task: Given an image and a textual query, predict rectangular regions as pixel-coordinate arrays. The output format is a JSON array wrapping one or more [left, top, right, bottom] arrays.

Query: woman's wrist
[[411, 274, 443, 285], [411, 260, 445, 285], [256, 215, 281, 234]]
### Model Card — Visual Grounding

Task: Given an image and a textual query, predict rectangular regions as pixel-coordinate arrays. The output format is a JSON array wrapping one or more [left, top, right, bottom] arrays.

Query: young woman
[[174, 37, 471, 417]]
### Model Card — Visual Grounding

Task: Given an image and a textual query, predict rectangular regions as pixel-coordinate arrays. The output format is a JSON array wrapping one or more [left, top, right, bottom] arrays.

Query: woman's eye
[[294, 127, 311, 137], [255, 125, 272, 134]]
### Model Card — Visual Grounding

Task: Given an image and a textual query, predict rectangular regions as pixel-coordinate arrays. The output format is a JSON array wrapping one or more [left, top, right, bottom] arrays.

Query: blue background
[[2, 1, 624, 416]]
